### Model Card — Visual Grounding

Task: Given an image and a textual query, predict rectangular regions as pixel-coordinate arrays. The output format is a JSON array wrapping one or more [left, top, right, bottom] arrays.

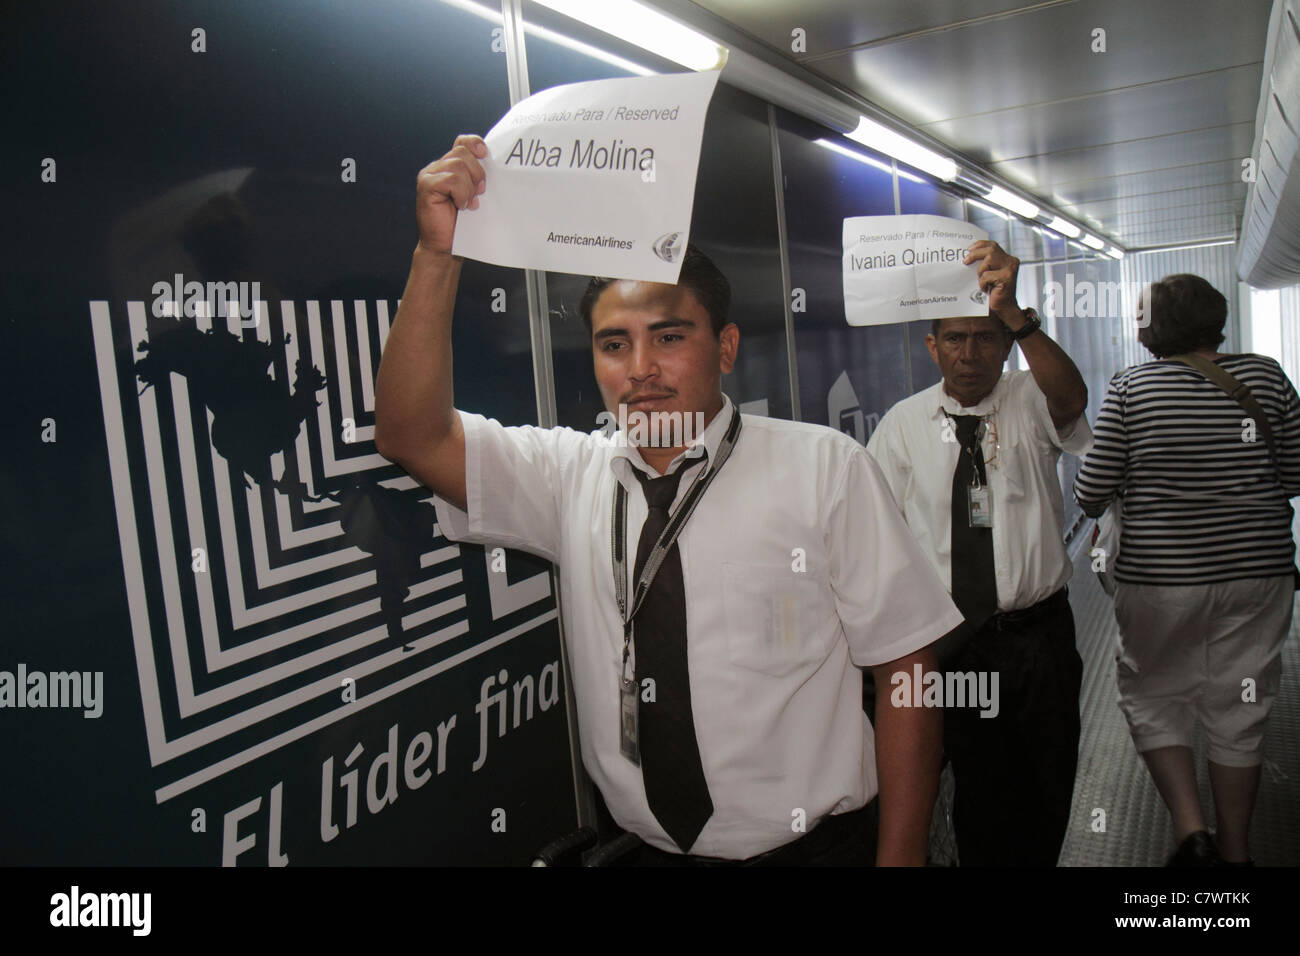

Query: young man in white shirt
[[867, 243, 1092, 866], [374, 134, 964, 865]]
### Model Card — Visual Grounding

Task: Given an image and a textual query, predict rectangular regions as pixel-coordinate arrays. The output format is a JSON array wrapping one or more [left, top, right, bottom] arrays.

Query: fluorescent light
[[532, 0, 727, 71], [984, 185, 1038, 219], [1106, 246, 1124, 259], [1046, 216, 1081, 238], [436, 0, 654, 74], [815, 139, 923, 182], [1081, 233, 1106, 250], [967, 198, 1009, 220], [845, 116, 959, 182], [1130, 237, 1236, 255]]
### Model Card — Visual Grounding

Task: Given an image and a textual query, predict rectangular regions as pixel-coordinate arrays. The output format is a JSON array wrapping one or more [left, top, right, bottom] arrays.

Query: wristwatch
[[1010, 307, 1041, 340]]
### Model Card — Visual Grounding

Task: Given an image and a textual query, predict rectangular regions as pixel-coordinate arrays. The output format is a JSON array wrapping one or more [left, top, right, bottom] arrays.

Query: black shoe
[[1166, 830, 1219, 867]]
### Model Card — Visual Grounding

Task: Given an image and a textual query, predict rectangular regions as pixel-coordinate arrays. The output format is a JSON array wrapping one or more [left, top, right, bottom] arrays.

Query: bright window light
[[532, 0, 727, 71], [984, 185, 1038, 219], [846, 116, 959, 182], [815, 139, 923, 182], [1046, 216, 1081, 238], [1081, 233, 1106, 249], [967, 198, 1009, 220]]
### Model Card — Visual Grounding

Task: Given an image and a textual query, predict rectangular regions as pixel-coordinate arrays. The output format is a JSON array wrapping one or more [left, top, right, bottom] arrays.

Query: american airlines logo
[[89, 297, 555, 805]]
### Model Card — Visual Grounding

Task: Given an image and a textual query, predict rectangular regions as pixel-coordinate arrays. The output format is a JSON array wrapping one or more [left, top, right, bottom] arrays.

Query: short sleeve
[[432, 410, 583, 564], [1019, 371, 1092, 456], [827, 445, 964, 667]]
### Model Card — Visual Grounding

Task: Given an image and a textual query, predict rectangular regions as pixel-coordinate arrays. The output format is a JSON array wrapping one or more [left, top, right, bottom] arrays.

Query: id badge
[[619, 678, 640, 765], [968, 485, 993, 528]]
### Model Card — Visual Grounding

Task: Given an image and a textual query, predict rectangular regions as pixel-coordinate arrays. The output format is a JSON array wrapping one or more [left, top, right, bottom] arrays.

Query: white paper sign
[[842, 214, 990, 326], [452, 70, 721, 283]]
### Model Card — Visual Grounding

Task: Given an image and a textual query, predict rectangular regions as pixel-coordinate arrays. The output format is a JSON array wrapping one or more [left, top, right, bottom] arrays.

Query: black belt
[[985, 586, 1069, 630]]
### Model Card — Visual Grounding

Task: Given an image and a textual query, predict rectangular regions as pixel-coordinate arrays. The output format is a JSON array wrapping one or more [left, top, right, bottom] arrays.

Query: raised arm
[[373, 135, 488, 511], [966, 240, 1088, 429]]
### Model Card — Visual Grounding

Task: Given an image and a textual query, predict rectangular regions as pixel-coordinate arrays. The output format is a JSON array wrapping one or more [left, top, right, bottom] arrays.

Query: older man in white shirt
[[374, 134, 965, 865], [867, 241, 1092, 866]]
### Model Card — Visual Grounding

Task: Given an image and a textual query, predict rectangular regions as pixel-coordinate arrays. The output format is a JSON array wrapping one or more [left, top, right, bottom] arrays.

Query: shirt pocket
[[721, 562, 839, 677]]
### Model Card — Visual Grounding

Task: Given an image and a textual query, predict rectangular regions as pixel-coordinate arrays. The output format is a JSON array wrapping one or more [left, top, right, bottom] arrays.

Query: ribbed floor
[[927, 529, 1299, 867], [1058, 536, 1300, 867]]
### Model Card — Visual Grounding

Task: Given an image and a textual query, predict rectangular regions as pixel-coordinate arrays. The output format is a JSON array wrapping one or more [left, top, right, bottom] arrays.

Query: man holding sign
[[375, 134, 964, 865], [867, 242, 1091, 866]]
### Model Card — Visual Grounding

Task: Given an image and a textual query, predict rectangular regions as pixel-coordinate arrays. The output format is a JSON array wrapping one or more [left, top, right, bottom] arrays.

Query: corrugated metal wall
[[1118, 242, 1241, 368], [1277, 284, 1300, 386]]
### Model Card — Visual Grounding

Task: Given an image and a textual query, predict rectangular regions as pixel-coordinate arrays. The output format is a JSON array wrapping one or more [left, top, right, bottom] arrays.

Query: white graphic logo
[[90, 298, 554, 804]]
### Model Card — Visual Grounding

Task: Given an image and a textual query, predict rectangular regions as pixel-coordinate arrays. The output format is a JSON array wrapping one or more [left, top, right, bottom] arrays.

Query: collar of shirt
[[608, 393, 735, 491], [928, 372, 1010, 422]]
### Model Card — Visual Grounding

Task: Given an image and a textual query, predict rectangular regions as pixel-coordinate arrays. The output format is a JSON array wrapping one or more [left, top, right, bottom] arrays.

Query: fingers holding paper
[[415, 134, 489, 256], [964, 240, 1023, 325]]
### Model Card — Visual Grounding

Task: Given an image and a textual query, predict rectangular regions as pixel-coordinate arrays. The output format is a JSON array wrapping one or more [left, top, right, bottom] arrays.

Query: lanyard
[[610, 405, 742, 682]]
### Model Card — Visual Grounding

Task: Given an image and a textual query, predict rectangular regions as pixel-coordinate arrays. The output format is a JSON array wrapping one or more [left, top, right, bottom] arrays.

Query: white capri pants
[[1113, 575, 1293, 767]]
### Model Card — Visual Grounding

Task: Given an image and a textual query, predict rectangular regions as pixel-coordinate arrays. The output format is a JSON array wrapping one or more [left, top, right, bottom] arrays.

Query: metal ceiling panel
[[990, 125, 1256, 187], [806, 0, 1270, 126], [690, 0, 1053, 58], [671, 0, 1275, 249], [919, 66, 1262, 165]]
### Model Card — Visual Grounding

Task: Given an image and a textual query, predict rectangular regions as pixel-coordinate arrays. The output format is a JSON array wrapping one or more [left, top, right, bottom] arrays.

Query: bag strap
[[1168, 353, 1278, 462]]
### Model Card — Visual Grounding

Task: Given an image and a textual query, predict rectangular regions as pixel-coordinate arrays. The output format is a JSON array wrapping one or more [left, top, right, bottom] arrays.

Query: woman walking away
[[1074, 273, 1300, 866]]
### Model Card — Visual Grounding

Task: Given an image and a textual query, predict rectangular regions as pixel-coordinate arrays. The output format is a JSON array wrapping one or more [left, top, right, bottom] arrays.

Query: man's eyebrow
[[592, 316, 697, 341], [648, 317, 696, 332]]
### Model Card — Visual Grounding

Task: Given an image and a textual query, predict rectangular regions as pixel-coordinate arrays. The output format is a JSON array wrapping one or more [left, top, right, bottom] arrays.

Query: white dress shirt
[[435, 395, 963, 858], [866, 371, 1093, 613]]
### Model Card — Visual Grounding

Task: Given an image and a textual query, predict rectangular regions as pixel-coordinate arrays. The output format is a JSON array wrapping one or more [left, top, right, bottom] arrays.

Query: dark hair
[[1137, 274, 1227, 358], [579, 244, 732, 336]]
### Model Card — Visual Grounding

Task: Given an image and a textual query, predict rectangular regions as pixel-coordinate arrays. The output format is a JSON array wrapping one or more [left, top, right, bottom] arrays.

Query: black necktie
[[632, 464, 713, 852], [950, 415, 998, 629]]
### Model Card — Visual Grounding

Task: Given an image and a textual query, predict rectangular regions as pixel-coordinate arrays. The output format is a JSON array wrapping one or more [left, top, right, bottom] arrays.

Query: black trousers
[[943, 588, 1083, 866], [617, 798, 879, 867]]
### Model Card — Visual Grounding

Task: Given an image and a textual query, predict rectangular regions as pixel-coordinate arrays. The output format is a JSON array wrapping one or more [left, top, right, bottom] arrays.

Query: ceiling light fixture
[[845, 116, 960, 182], [983, 185, 1038, 219], [532, 0, 727, 71], [967, 198, 1010, 220], [815, 139, 923, 182], [1046, 217, 1081, 239], [1081, 234, 1106, 250]]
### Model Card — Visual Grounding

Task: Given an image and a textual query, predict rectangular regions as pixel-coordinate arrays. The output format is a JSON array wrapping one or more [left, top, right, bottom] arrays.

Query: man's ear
[[925, 333, 940, 367], [718, 323, 739, 375]]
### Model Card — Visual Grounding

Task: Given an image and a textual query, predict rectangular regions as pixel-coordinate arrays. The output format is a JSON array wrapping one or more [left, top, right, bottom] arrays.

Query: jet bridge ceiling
[[685, 0, 1274, 251]]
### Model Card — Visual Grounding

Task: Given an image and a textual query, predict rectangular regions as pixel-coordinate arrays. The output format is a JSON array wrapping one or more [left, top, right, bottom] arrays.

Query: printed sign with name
[[452, 70, 721, 283], [842, 214, 990, 326]]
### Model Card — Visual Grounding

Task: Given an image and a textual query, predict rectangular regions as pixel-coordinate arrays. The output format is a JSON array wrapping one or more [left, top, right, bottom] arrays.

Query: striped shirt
[[1074, 353, 1300, 585]]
